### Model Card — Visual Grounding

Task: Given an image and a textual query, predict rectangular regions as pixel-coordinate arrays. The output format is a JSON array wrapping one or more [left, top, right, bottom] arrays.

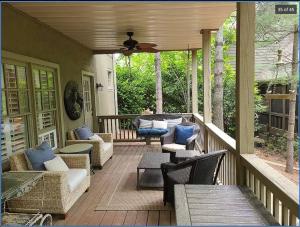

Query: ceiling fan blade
[[136, 43, 157, 49], [139, 47, 159, 53]]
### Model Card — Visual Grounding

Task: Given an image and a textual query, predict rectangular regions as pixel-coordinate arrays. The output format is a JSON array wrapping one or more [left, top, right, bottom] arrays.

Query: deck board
[[53, 143, 173, 226]]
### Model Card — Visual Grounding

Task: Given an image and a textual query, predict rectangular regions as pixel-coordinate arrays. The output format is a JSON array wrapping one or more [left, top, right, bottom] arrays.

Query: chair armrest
[[66, 139, 100, 145], [8, 171, 70, 202], [95, 133, 113, 143], [186, 134, 198, 150], [58, 154, 90, 172], [161, 162, 177, 171], [160, 127, 175, 145]]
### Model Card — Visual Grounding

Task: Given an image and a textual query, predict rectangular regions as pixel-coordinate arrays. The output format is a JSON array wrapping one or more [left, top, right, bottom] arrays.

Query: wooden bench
[[175, 184, 279, 226]]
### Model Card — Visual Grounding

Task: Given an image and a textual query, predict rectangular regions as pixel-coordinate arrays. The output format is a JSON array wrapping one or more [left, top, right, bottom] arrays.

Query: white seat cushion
[[102, 142, 113, 152], [67, 169, 88, 192], [162, 143, 186, 152]]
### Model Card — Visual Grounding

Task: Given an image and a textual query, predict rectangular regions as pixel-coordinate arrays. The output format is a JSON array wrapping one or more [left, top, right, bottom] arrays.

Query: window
[[33, 67, 58, 149], [1, 62, 31, 160], [107, 70, 114, 90]]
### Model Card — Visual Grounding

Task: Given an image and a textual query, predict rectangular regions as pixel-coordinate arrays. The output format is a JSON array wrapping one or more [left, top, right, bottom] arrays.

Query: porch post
[[202, 30, 211, 152], [191, 49, 198, 113], [236, 3, 255, 185]]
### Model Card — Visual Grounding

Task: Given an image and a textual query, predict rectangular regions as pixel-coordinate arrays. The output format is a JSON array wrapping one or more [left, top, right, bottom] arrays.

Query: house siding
[[2, 4, 96, 141]]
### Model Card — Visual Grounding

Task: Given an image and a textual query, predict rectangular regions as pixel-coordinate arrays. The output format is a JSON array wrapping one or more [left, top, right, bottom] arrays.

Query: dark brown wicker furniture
[[161, 150, 226, 205], [160, 122, 201, 162]]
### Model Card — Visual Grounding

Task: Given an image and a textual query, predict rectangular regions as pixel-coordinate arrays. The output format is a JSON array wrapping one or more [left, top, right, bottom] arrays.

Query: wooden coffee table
[[137, 153, 170, 190]]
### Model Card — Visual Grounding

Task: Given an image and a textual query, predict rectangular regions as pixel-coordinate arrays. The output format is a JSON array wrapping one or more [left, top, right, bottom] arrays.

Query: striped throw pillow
[[165, 118, 183, 128], [139, 119, 152, 128]]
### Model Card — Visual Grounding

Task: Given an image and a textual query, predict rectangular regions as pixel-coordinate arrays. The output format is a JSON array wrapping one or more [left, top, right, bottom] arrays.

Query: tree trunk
[[213, 26, 224, 130], [285, 25, 298, 174], [155, 52, 163, 114]]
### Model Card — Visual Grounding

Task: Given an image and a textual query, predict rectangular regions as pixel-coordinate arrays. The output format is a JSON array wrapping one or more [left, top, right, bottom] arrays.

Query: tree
[[155, 52, 163, 113], [213, 26, 224, 130], [286, 25, 298, 174]]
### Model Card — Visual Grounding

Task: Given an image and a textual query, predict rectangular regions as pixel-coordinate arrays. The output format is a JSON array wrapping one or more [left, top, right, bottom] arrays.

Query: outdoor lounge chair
[[161, 150, 226, 205], [160, 122, 201, 162]]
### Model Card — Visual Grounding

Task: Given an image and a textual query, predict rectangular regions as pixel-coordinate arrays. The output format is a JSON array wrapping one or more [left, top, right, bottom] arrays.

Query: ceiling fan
[[120, 32, 158, 56]]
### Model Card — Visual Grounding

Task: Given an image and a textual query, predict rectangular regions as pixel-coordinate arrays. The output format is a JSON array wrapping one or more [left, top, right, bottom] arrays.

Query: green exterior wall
[[2, 4, 96, 142]]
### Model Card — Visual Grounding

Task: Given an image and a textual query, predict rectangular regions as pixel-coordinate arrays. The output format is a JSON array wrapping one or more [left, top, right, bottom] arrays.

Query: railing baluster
[[290, 213, 297, 226], [282, 206, 289, 226], [266, 190, 273, 215], [260, 183, 266, 206], [274, 198, 280, 224]]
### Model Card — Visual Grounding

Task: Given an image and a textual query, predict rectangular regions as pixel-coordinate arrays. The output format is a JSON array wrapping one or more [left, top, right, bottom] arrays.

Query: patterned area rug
[[95, 160, 172, 211]]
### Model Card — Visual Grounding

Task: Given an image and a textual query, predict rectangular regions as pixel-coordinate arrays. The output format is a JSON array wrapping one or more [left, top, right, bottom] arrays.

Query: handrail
[[241, 154, 299, 215], [192, 112, 299, 224]]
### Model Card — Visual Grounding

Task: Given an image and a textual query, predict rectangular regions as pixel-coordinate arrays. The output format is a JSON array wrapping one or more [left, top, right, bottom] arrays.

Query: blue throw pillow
[[25, 141, 55, 171], [74, 126, 93, 140], [175, 125, 194, 145]]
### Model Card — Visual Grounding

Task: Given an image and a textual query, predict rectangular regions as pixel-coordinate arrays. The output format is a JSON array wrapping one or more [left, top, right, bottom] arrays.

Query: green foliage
[[116, 10, 266, 138], [263, 133, 299, 159]]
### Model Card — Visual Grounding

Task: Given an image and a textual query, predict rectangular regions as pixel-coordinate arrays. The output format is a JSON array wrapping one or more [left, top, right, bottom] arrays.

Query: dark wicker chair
[[160, 122, 201, 162], [161, 150, 226, 206]]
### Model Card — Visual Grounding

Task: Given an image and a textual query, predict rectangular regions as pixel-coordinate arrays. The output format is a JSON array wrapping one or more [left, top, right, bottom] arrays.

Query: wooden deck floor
[[54, 143, 176, 226]]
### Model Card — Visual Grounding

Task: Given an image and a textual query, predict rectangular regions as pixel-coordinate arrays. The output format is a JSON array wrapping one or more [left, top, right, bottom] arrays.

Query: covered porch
[[2, 2, 299, 226]]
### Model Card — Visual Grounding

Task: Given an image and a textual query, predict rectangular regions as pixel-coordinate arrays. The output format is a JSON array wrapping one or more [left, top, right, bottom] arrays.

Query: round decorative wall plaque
[[64, 81, 83, 120]]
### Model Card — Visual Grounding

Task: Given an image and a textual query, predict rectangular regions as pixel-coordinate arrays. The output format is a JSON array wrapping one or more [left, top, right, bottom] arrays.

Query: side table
[[59, 143, 95, 174]]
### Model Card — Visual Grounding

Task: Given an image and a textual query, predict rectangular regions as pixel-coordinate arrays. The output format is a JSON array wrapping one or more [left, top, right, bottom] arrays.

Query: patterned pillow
[[139, 119, 152, 128], [152, 120, 168, 129], [165, 118, 183, 128]]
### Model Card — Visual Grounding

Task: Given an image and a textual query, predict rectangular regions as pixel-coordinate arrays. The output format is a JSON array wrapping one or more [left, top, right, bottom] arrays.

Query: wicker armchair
[[8, 153, 90, 217], [160, 122, 201, 162], [161, 150, 226, 206], [67, 130, 113, 169]]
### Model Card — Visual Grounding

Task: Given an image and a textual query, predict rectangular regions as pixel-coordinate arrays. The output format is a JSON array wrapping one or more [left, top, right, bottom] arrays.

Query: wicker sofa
[[8, 153, 90, 217], [67, 131, 113, 169]]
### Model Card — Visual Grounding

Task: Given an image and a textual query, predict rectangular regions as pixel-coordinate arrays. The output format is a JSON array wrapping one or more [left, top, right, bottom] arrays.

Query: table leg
[[89, 149, 95, 175], [137, 168, 140, 190]]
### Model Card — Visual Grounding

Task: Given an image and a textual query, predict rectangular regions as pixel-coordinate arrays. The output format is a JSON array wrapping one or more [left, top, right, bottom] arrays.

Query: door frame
[[81, 70, 96, 131]]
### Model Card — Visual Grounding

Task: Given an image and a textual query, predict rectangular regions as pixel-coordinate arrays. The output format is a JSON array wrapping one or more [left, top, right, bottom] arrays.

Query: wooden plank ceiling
[[11, 2, 235, 53]]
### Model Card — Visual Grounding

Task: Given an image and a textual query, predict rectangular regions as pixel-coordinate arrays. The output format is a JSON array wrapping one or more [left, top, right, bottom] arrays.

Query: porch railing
[[193, 113, 299, 226], [97, 113, 298, 225]]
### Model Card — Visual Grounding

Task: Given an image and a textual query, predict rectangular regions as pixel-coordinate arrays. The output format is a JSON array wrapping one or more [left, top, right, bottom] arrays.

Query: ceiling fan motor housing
[[123, 32, 138, 50]]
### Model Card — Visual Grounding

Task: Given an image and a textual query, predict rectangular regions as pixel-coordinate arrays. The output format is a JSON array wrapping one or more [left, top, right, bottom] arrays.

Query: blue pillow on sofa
[[25, 141, 55, 171], [74, 126, 93, 140], [175, 125, 194, 145]]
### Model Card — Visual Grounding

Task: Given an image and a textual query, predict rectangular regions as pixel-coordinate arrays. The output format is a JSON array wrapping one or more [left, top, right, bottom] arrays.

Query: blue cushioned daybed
[[133, 114, 187, 144]]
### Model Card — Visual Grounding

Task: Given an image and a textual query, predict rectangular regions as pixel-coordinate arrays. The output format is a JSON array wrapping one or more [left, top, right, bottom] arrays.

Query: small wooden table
[[137, 153, 170, 190], [59, 143, 94, 174], [175, 185, 279, 226]]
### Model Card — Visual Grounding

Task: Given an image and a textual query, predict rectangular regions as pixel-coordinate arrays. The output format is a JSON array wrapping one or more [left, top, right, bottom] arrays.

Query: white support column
[[202, 30, 212, 123], [191, 49, 198, 113], [236, 2, 255, 184], [202, 30, 211, 153]]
